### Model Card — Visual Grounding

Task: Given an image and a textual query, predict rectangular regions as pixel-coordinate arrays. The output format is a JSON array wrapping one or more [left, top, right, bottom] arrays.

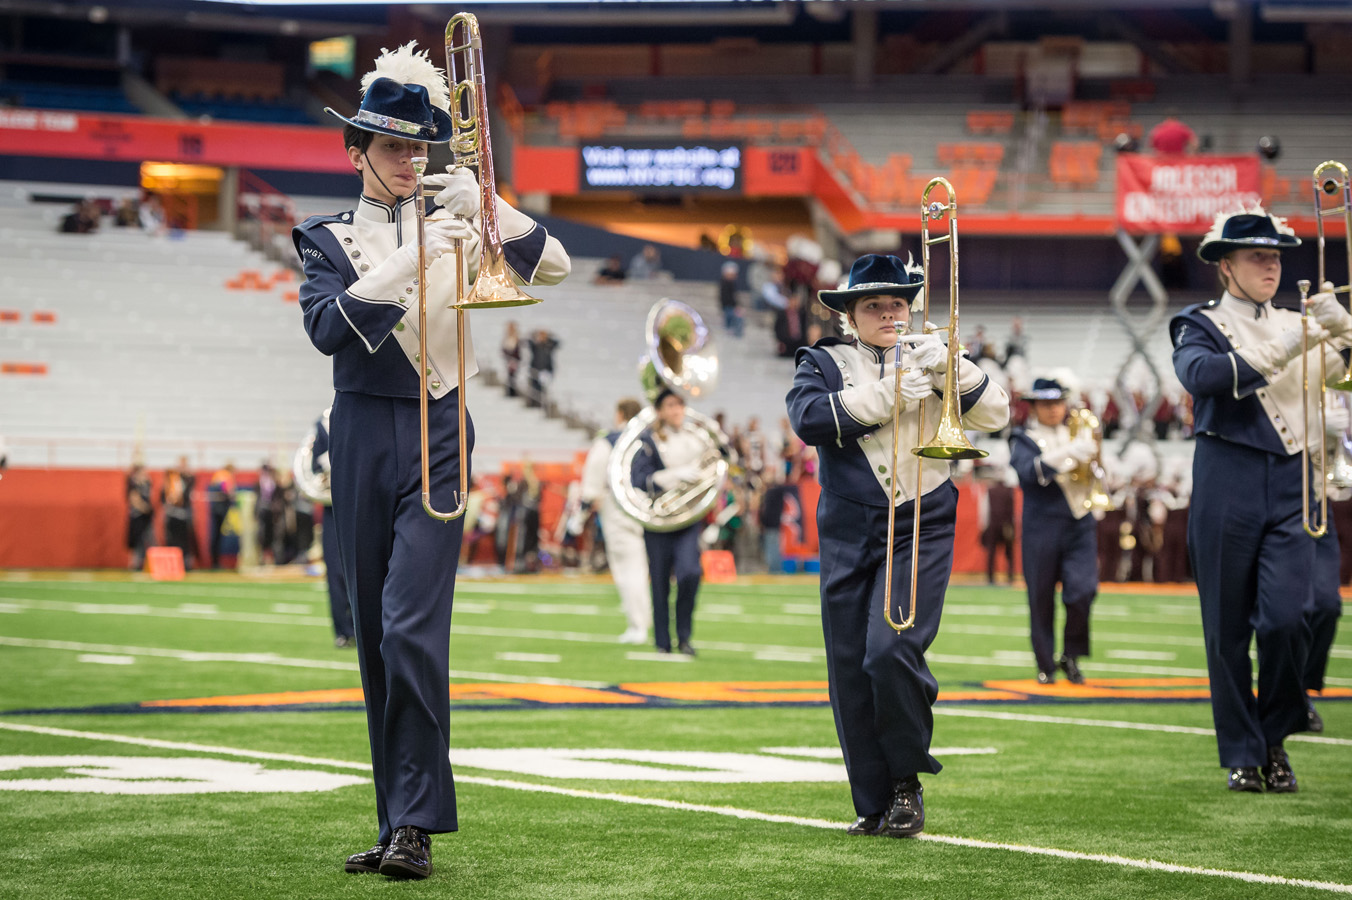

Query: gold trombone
[[883, 177, 988, 633], [412, 12, 540, 522], [1299, 161, 1352, 537]]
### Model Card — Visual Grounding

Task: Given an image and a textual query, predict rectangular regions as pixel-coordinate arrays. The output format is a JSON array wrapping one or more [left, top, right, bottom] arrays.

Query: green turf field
[[0, 572, 1348, 899]]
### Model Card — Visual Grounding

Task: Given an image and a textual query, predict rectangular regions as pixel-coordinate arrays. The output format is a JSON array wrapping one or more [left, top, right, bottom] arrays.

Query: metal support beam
[[1109, 229, 1172, 451]]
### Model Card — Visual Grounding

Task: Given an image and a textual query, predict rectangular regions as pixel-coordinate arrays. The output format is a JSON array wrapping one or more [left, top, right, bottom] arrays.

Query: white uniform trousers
[[600, 503, 651, 635]]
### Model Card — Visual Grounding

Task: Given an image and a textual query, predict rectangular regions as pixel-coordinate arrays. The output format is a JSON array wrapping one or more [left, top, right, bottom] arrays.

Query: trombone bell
[[452, 259, 541, 310], [913, 410, 987, 460]]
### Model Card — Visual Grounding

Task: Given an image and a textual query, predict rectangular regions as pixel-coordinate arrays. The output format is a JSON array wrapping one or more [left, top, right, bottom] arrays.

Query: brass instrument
[[292, 409, 332, 505], [1066, 407, 1114, 513], [608, 299, 732, 532], [412, 12, 540, 522], [1299, 160, 1352, 536], [883, 178, 988, 634]]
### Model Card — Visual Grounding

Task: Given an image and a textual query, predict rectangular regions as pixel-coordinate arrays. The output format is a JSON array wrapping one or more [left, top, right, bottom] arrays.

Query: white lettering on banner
[[0, 110, 78, 132], [1121, 190, 1263, 227], [0, 756, 367, 794], [1148, 164, 1239, 194], [581, 143, 740, 192]]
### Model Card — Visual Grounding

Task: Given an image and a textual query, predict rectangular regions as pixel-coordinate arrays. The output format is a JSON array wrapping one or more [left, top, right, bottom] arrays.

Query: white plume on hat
[[361, 42, 450, 113], [1200, 203, 1295, 246]]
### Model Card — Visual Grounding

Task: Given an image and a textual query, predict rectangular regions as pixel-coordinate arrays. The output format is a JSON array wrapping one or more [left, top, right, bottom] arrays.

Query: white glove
[[1324, 402, 1351, 436], [898, 369, 934, 404], [1239, 324, 1330, 375], [1308, 288, 1352, 337], [422, 216, 476, 262], [1067, 435, 1098, 463], [652, 464, 701, 490], [1038, 442, 1079, 475], [902, 331, 947, 373], [424, 167, 480, 218]]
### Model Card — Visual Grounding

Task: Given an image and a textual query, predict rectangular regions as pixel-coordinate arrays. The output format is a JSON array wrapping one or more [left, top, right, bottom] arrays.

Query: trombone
[[883, 177, 988, 633], [1300, 160, 1352, 537], [412, 12, 540, 522]]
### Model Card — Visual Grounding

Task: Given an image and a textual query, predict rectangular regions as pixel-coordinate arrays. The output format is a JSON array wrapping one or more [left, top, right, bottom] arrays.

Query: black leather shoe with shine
[[880, 777, 924, 837], [1306, 695, 1324, 734], [379, 826, 432, 879], [1058, 655, 1085, 685], [846, 814, 885, 835], [677, 641, 697, 656], [1227, 767, 1263, 793], [1036, 670, 1055, 685], [344, 842, 388, 874], [1263, 746, 1298, 793]]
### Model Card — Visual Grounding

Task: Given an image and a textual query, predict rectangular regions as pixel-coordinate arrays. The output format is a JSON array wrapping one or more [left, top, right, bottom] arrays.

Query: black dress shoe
[[379, 826, 432, 880], [1263, 746, 1298, 793], [879, 777, 924, 837], [343, 842, 388, 874], [677, 641, 697, 657], [1306, 695, 1325, 734], [1036, 670, 1056, 685], [846, 813, 885, 835], [1227, 766, 1263, 793], [1058, 655, 1085, 685]]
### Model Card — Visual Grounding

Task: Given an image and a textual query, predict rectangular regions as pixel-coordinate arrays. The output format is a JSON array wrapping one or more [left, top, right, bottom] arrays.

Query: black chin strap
[[362, 151, 412, 203], [1223, 263, 1266, 318]]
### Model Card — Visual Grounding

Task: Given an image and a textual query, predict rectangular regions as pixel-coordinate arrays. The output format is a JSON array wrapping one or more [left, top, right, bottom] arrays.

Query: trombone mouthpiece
[[412, 156, 428, 175], [1299, 279, 1311, 295]]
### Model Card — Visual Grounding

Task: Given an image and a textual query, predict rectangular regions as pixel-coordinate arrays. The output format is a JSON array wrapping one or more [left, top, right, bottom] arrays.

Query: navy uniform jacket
[[1171, 292, 1350, 454], [786, 337, 1010, 507], [293, 192, 568, 398], [1009, 422, 1092, 523]]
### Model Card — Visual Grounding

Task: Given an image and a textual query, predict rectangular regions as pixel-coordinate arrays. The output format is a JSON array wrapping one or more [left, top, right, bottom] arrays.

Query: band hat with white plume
[[1196, 204, 1299, 263], [324, 42, 455, 143], [816, 253, 925, 314]]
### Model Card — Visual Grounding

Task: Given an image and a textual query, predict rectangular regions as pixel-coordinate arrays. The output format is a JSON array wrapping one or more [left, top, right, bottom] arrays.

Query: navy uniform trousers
[[818, 481, 957, 817], [1307, 518, 1342, 693], [1189, 435, 1312, 767], [329, 389, 472, 841], [644, 524, 701, 651], [321, 508, 354, 641], [1021, 513, 1097, 675]]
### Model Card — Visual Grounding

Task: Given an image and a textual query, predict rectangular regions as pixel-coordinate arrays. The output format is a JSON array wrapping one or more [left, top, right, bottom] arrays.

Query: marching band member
[[786, 254, 1009, 837], [308, 408, 355, 648], [1306, 397, 1349, 733], [1008, 376, 1100, 685], [1171, 207, 1347, 794], [631, 388, 707, 655], [293, 44, 568, 878], [580, 397, 651, 644]]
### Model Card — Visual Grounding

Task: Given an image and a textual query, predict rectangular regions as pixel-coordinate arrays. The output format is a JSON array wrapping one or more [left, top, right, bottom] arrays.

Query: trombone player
[[294, 42, 569, 879], [786, 254, 1009, 837], [1171, 206, 1347, 794], [1008, 374, 1102, 686]]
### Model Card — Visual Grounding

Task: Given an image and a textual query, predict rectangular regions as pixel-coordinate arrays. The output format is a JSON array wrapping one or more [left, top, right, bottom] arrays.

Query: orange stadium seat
[[31, 311, 57, 324], [966, 110, 1015, 135], [0, 310, 19, 323], [2, 362, 49, 375]]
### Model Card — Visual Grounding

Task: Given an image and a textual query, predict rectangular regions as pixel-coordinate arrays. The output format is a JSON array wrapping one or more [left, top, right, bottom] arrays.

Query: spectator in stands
[[138, 192, 166, 236], [628, 243, 663, 279], [206, 462, 236, 569], [501, 321, 522, 398], [718, 261, 744, 338], [256, 461, 278, 564], [759, 266, 788, 311], [126, 463, 154, 571], [774, 291, 809, 358], [1148, 110, 1199, 156], [975, 462, 1017, 586], [160, 456, 196, 570], [593, 256, 627, 284], [114, 197, 140, 228], [59, 199, 99, 235], [966, 325, 988, 364], [526, 328, 560, 409], [1003, 317, 1028, 366], [758, 469, 793, 574]]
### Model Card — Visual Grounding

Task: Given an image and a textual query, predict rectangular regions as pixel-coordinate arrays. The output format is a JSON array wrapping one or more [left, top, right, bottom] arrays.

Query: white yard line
[[934, 707, 1352, 747], [0, 721, 1348, 894]]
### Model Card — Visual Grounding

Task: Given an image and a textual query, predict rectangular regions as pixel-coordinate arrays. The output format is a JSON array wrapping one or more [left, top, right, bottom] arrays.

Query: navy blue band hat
[[1197, 206, 1300, 263], [816, 253, 924, 314], [324, 43, 455, 144], [1021, 377, 1070, 401]]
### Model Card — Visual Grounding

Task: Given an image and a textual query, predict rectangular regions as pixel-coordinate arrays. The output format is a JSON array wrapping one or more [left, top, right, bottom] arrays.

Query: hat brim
[[816, 282, 924, 314], [1197, 234, 1300, 263], [1021, 389, 1068, 401], [324, 107, 456, 144]]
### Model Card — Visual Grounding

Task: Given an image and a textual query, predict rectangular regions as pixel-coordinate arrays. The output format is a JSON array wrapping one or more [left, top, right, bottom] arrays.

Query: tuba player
[[293, 43, 569, 879]]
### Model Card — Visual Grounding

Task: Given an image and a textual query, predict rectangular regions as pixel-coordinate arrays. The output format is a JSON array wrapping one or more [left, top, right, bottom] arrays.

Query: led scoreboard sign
[[579, 142, 743, 194]]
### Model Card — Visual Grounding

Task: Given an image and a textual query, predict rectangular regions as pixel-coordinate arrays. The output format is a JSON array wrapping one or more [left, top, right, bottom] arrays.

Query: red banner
[[1115, 154, 1262, 234], [0, 107, 350, 173]]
